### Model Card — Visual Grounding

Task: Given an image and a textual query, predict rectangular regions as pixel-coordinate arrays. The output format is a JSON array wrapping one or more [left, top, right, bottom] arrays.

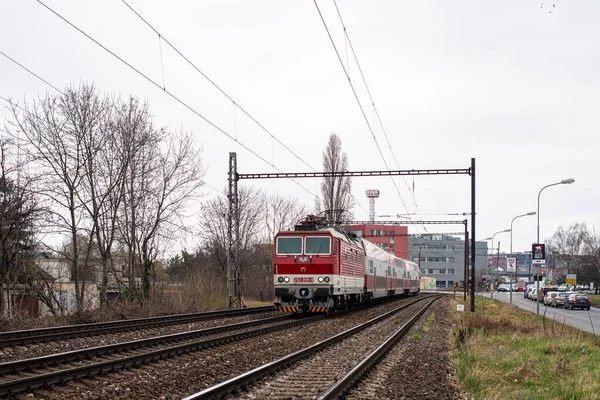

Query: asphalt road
[[481, 291, 599, 335]]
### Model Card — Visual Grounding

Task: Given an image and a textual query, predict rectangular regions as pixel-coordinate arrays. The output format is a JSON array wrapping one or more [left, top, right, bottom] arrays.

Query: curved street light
[[535, 178, 575, 316], [491, 229, 511, 257], [537, 178, 575, 243], [509, 211, 535, 304], [511, 212, 536, 254]]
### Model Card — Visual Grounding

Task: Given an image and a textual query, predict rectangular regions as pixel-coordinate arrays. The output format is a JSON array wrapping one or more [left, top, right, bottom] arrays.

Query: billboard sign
[[506, 257, 517, 273], [532, 243, 546, 264], [566, 274, 577, 285]]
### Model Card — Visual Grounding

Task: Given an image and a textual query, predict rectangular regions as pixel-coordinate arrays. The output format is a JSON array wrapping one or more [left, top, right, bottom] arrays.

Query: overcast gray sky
[[1, 1, 598, 255]]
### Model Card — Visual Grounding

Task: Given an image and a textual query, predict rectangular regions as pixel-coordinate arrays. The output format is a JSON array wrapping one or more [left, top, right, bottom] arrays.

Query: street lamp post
[[535, 178, 575, 316], [491, 229, 511, 286], [509, 211, 536, 304]]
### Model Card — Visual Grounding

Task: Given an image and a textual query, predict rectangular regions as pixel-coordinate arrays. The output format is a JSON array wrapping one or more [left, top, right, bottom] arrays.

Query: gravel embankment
[[20, 298, 423, 399]]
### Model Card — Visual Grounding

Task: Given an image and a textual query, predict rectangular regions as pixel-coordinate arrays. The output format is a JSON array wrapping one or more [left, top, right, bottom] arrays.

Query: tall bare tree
[[319, 133, 354, 224], [547, 222, 590, 277], [199, 186, 266, 271], [119, 127, 205, 300], [7, 83, 111, 313], [584, 227, 600, 280], [264, 193, 308, 243], [8, 83, 206, 311]]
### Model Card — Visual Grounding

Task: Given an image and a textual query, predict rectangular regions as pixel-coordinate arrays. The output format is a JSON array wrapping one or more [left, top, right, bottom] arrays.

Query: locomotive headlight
[[318, 276, 324, 283], [324, 276, 330, 282], [283, 276, 290, 283], [278, 277, 284, 283]]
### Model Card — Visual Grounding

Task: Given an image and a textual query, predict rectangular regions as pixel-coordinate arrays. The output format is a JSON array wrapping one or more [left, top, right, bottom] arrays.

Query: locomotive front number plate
[[293, 277, 314, 282]]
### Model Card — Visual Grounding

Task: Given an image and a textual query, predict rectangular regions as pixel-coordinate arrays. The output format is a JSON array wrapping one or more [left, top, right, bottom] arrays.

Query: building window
[[439, 269, 446, 274], [412, 244, 455, 251], [448, 269, 454, 274], [436, 281, 446, 288], [422, 256, 454, 263]]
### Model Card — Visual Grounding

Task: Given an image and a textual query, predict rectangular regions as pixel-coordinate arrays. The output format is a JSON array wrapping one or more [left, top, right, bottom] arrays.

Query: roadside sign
[[532, 243, 546, 264], [566, 274, 577, 285], [506, 257, 517, 273]]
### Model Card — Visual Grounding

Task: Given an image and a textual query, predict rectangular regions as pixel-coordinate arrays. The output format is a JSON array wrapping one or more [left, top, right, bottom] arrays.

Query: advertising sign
[[506, 257, 517, 273], [532, 243, 546, 264], [566, 274, 577, 285]]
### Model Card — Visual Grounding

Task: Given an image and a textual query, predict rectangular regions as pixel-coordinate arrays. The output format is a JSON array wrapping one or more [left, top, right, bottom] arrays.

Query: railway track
[[182, 295, 439, 400], [0, 306, 275, 347], [0, 312, 323, 396]]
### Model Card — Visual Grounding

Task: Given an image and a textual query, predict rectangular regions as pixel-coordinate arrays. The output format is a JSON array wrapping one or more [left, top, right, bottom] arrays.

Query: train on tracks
[[274, 215, 420, 313]]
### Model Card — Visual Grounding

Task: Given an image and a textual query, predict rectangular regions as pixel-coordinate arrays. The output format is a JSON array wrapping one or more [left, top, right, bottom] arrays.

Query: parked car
[[497, 284, 511, 292], [530, 288, 538, 301], [543, 291, 559, 306], [565, 293, 591, 310], [551, 292, 575, 308]]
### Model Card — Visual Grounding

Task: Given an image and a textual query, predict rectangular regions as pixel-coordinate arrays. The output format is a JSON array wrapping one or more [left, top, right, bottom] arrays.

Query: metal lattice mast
[[227, 152, 241, 308], [365, 190, 380, 223]]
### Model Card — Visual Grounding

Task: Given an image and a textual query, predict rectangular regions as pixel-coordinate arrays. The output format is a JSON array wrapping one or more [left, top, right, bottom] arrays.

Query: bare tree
[[319, 133, 354, 223], [8, 83, 205, 312], [6, 83, 111, 313], [264, 193, 308, 243], [199, 186, 266, 271], [584, 226, 600, 280], [547, 222, 590, 277], [118, 126, 205, 301]]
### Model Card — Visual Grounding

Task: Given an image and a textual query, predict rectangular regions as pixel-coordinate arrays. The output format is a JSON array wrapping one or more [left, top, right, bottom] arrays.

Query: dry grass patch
[[449, 297, 600, 400]]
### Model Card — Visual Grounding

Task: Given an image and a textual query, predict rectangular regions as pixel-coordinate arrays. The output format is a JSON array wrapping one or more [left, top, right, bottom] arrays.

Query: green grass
[[450, 297, 600, 400], [413, 313, 434, 341]]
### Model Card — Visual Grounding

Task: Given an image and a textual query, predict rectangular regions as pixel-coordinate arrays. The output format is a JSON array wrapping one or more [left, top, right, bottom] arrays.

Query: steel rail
[[0, 314, 322, 396], [318, 296, 439, 399], [0, 306, 274, 347], [182, 295, 436, 400], [0, 315, 291, 375]]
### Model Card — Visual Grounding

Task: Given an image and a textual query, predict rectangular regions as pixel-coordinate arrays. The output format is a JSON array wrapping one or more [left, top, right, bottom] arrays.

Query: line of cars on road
[[524, 285, 592, 310], [497, 283, 526, 292]]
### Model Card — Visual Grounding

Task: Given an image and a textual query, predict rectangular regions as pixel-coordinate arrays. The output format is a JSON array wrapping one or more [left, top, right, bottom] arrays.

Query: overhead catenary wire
[[32, 0, 321, 200], [0, 50, 64, 95], [0, 50, 278, 193], [330, 1, 430, 231], [121, 0, 370, 214], [313, 0, 411, 219]]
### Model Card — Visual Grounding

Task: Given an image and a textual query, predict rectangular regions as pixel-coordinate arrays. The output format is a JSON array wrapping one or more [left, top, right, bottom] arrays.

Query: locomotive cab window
[[305, 237, 331, 255], [276, 236, 303, 255]]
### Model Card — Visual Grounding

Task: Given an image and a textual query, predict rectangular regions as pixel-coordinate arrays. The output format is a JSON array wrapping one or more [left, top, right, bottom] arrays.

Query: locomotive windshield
[[276, 236, 303, 255], [305, 237, 331, 255]]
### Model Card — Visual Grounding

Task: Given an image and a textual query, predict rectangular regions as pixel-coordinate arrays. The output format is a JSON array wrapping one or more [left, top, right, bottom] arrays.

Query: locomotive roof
[[278, 227, 362, 244]]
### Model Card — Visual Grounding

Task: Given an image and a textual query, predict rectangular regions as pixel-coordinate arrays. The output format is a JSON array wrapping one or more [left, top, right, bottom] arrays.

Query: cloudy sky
[[1, 1, 598, 255]]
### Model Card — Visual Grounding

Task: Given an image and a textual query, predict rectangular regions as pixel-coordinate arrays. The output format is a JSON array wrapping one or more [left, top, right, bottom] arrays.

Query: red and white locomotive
[[274, 216, 420, 313]]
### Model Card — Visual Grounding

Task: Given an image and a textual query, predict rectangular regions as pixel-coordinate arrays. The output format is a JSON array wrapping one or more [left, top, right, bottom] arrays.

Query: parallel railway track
[[183, 295, 439, 399], [0, 313, 321, 396], [0, 306, 275, 347]]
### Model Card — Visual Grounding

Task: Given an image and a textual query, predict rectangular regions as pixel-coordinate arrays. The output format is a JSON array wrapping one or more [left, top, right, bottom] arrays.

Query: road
[[482, 291, 599, 335]]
